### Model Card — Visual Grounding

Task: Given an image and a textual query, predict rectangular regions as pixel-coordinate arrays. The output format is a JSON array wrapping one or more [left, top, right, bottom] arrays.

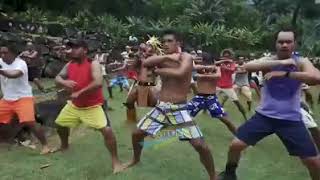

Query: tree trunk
[[292, 1, 302, 28]]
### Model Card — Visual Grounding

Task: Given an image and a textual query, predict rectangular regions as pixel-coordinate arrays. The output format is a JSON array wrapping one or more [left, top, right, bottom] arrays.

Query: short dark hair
[[66, 39, 88, 49], [220, 48, 234, 57], [202, 52, 214, 65], [1, 42, 19, 55], [274, 27, 297, 41], [162, 29, 182, 42]]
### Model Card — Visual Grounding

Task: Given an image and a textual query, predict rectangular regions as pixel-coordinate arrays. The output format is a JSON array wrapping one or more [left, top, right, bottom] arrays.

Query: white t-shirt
[[0, 57, 33, 100]]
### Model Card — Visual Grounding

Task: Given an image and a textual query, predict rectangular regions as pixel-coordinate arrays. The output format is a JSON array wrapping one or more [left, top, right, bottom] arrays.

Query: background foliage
[[1, 0, 320, 55]]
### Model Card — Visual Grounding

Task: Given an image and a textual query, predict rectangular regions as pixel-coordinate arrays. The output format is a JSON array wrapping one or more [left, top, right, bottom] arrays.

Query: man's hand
[[62, 80, 77, 89], [71, 91, 81, 99], [264, 71, 286, 80], [280, 59, 297, 66]]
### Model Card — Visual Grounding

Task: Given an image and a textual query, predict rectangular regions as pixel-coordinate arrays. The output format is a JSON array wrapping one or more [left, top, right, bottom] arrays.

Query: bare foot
[[112, 163, 127, 174], [40, 146, 51, 155], [123, 159, 140, 169], [49, 146, 68, 153]]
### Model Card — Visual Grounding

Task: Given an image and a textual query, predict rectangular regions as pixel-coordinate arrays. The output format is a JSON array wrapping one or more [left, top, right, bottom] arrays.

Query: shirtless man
[[187, 53, 237, 135], [123, 38, 161, 122], [20, 42, 45, 92], [125, 30, 217, 180], [108, 60, 130, 92]]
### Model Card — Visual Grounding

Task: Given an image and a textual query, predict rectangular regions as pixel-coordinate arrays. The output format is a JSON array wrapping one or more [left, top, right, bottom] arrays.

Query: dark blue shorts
[[237, 112, 318, 158], [187, 94, 227, 118]]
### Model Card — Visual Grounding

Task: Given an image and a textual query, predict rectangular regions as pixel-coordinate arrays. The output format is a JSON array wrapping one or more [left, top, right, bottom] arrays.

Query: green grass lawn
[[0, 82, 320, 180]]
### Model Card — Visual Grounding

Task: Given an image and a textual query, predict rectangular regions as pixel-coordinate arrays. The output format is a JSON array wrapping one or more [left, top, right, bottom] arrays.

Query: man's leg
[[309, 128, 320, 151], [189, 138, 217, 180], [305, 89, 314, 109], [126, 110, 163, 168], [241, 86, 252, 111], [33, 78, 45, 92], [56, 125, 70, 150], [147, 87, 158, 107], [104, 77, 113, 99], [277, 118, 320, 180], [219, 116, 237, 135], [125, 87, 137, 122], [207, 95, 237, 135], [22, 122, 50, 154], [224, 88, 247, 121], [127, 129, 148, 167], [221, 96, 229, 107], [250, 80, 261, 98], [301, 107, 320, 151], [99, 126, 125, 173], [54, 103, 80, 152], [15, 98, 50, 154], [301, 156, 320, 180], [218, 138, 248, 180], [119, 83, 124, 92], [232, 100, 247, 121], [191, 83, 198, 95], [123, 79, 130, 91], [108, 86, 113, 99], [219, 113, 273, 180]]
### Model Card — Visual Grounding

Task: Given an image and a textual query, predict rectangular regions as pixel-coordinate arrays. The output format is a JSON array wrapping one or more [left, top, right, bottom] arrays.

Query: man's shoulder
[[181, 52, 192, 61], [14, 57, 27, 66], [255, 56, 274, 62]]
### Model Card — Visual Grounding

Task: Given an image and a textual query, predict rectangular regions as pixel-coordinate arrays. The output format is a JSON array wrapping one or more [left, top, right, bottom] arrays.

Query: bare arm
[[154, 53, 193, 78], [244, 57, 294, 72], [143, 54, 182, 68], [215, 59, 232, 65], [194, 64, 206, 71], [193, 57, 203, 64], [55, 63, 69, 87], [195, 66, 221, 79], [221, 63, 236, 72], [143, 55, 168, 67], [112, 62, 127, 72], [289, 58, 320, 85], [25, 51, 38, 59], [0, 70, 23, 78], [76, 61, 103, 95]]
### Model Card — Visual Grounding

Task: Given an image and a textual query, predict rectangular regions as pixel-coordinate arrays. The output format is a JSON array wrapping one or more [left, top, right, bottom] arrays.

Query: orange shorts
[[0, 97, 35, 124]]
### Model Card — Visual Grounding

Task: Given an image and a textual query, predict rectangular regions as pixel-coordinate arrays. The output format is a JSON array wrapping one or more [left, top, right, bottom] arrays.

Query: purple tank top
[[256, 59, 301, 121]]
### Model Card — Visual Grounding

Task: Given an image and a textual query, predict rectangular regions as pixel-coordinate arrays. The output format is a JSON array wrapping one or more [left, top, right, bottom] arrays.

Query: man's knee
[[132, 129, 147, 139], [190, 138, 210, 153], [230, 138, 248, 152], [301, 156, 320, 169], [20, 121, 36, 128], [124, 102, 135, 109]]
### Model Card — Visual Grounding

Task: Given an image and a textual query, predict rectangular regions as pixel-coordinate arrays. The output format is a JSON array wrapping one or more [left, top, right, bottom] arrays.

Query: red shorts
[[0, 97, 35, 124], [250, 81, 258, 89], [126, 70, 138, 80]]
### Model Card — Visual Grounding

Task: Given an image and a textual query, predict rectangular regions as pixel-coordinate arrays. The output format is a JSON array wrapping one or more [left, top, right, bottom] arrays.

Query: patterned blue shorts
[[187, 94, 227, 118], [110, 75, 130, 88]]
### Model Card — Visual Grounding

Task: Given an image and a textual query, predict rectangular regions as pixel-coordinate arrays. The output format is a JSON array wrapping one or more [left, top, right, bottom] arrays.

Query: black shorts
[[237, 112, 318, 158], [28, 67, 41, 81]]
